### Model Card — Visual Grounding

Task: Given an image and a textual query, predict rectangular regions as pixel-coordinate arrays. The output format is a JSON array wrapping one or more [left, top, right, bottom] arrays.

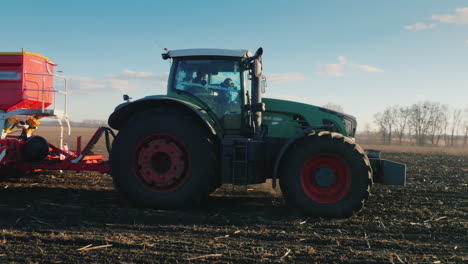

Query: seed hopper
[[0, 50, 110, 175]]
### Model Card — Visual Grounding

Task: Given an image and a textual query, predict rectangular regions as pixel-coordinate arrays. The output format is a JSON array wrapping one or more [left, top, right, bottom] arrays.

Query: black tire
[[279, 131, 372, 217], [110, 107, 216, 209]]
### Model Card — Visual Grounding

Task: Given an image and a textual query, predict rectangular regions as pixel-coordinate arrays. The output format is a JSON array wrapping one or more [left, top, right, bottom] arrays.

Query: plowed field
[[0, 148, 466, 263]]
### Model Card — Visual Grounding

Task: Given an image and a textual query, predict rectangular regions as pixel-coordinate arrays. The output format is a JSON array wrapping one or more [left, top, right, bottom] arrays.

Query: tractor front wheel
[[279, 131, 372, 217]]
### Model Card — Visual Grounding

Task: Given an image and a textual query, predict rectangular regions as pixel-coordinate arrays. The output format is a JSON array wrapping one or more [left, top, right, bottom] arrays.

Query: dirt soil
[[0, 150, 467, 263]]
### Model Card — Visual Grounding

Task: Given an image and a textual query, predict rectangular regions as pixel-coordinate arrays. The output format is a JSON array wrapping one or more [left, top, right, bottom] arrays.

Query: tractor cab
[[163, 48, 265, 135], [170, 56, 243, 117]]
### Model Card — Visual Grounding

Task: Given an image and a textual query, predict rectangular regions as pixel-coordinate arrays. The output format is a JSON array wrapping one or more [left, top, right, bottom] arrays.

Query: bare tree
[[386, 106, 398, 144], [374, 106, 397, 144], [371, 102, 467, 148], [374, 112, 387, 144], [394, 106, 411, 144], [409, 102, 432, 146], [464, 108, 468, 147], [322, 103, 344, 113], [426, 103, 449, 146], [435, 109, 449, 146], [464, 126, 468, 147], [449, 108, 462, 146], [362, 123, 371, 135]]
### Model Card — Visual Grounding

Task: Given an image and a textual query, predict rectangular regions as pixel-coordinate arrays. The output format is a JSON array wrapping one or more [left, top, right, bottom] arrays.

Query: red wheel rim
[[133, 134, 190, 192], [300, 153, 351, 204]]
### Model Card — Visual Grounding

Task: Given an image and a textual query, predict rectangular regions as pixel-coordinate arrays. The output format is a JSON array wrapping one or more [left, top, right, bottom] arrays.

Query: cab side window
[[173, 59, 242, 117]]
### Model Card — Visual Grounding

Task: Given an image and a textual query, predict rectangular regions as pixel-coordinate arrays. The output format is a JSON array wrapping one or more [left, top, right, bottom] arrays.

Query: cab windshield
[[173, 59, 242, 117]]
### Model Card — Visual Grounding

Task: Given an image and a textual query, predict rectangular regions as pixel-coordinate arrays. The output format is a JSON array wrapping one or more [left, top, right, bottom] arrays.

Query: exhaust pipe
[[250, 48, 265, 135]]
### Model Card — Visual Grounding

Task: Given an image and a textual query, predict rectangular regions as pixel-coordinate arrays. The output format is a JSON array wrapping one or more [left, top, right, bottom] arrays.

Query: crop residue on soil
[[0, 152, 467, 263]]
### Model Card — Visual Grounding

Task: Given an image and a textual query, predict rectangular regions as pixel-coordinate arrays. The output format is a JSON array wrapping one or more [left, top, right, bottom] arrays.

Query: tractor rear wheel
[[279, 131, 372, 217], [110, 107, 216, 209]]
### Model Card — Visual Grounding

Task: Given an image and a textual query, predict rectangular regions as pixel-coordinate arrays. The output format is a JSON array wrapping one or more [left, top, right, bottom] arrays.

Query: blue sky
[[1, 0, 467, 129]]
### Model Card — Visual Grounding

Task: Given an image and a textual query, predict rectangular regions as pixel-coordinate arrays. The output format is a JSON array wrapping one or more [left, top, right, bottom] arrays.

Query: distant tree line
[[372, 102, 468, 147], [41, 119, 108, 128]]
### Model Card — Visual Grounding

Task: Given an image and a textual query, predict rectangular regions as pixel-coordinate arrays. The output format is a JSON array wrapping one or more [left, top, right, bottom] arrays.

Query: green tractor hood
[[262, 98, 357, 138]]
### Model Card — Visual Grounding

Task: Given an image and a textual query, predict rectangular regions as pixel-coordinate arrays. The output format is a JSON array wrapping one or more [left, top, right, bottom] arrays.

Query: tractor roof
[[165, 49, 252, 59]]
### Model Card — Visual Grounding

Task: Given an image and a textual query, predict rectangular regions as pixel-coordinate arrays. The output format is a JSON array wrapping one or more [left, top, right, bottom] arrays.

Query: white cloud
[[404, 22, 437, 31], [317, 56, 384, 77], [465, 40, 468, 44], [68, 70, 169, 95], [317, 63, 346, 77], [338, 56, 349, 64], [352, 64, 384, 73], [432, 7, 468, 25], [267, 72, 305, 83], [108, 69, 169, 81], [68, 76, 136, 95]]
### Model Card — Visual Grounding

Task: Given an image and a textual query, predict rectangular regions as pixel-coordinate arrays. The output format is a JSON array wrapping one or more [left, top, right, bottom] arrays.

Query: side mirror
[[123, 94, 132, 102], [261, 76, 267, 93]]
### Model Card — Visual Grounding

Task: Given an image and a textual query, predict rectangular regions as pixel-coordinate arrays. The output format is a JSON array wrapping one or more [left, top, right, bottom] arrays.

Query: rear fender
[[108, 97, 222, 141]]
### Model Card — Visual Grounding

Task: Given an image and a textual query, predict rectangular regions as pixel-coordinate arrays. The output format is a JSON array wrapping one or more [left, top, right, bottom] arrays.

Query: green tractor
[[108, 48, 405, 217]]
